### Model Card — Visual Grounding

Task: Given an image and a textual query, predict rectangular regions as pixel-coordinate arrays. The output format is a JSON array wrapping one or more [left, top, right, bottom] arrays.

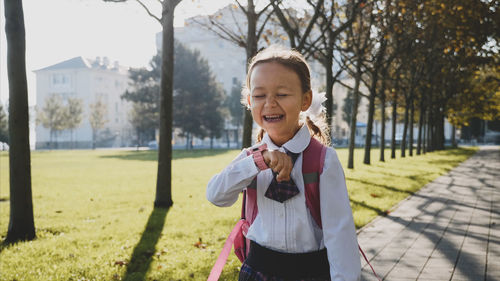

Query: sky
[[0, 0, 234, 106]]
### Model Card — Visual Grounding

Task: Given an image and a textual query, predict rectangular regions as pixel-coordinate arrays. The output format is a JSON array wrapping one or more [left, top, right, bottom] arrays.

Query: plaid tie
[[264, 150, 300, 203]]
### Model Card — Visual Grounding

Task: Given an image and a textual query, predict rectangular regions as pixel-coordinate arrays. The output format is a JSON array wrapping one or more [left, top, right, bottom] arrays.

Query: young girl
[[206, 45, 361, 281]]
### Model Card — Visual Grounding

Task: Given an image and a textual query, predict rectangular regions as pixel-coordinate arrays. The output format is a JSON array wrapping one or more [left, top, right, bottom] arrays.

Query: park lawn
[[0, 146, 477, 281]]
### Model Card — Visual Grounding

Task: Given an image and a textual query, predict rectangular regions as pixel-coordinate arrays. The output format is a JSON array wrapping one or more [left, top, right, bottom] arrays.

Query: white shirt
[[206, 125, 361, 281]]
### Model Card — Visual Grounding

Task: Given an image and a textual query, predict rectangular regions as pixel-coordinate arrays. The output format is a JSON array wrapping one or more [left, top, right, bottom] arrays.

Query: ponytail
[[306, 116, 330, 147]]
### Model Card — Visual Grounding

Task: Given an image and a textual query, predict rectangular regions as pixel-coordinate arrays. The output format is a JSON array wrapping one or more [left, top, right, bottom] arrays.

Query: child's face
[[247, 62, 312, 146]]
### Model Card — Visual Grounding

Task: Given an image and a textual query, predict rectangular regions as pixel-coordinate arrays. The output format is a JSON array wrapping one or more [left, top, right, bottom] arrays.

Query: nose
[[264, 95, 277, 108]]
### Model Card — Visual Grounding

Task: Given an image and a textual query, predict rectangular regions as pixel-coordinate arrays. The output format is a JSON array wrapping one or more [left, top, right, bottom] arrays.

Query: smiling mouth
[[263, 115, 284, 122]]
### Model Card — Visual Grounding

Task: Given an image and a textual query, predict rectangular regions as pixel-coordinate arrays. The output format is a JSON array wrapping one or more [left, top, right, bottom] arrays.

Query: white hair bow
[[303, 91, 327, 122]]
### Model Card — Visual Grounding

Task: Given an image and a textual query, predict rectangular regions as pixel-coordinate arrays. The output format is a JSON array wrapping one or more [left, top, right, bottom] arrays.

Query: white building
[[169, 6, 248, 95], [34, 56, 134, 149]]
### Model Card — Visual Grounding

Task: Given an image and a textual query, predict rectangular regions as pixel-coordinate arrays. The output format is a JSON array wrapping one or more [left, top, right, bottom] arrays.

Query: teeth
[[263, 115, 283, 121]]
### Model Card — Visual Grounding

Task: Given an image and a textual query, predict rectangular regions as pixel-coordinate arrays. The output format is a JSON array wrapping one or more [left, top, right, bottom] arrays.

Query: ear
[[246, 94, 252, 108], [301, 90, 312, 111]]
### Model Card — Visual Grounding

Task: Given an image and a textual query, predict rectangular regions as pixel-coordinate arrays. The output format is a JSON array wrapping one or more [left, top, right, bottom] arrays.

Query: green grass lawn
[[0, 146, 477, 281]]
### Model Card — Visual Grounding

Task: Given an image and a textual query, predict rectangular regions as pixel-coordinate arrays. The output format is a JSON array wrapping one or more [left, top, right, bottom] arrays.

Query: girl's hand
[[262, 150, 293, 182]]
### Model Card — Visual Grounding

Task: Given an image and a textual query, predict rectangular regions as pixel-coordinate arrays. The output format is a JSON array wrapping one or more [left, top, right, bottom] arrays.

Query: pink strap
[[359, 244, 382, 281], [246, 188, 258, 224], [303, 138, 327, 228], [207, 220, 244, 281]]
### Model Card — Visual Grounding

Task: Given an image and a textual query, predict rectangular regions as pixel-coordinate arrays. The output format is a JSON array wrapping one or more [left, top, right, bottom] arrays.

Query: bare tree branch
[[257, 1, 274, 18], [337, 79, 354, 91], [229, 5, 246, 38], [135, 0, 161, 23], [256, 9, 274, 40], [271, 0, 297, 48], [191, 16, 246, 47], [297, 0, 324, 51], [235, 0, 247, 14]]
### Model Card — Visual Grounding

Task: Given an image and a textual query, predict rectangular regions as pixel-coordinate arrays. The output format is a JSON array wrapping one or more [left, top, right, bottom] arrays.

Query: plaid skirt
[[238, 263, 331, 281], [238, 241, 331, 281]]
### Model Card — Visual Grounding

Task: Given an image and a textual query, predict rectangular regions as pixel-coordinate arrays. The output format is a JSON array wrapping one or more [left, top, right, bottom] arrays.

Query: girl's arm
[[206, 149, 260, 207], [320, 148, 361, 281]]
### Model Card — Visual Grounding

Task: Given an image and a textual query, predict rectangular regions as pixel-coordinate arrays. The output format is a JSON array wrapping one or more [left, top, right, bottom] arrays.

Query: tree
[[89, 99, 108, 149], [173, 43, 226, 148], [0, 103, 8, 143], [36, 93, 66, 148], [123, 43, 227, 149], [64, 97, 83, 148], [201, 81, 227, 149], [128, 102, 157, 147], [4, 0, 36, 243], [340, 1, 373, 169], [104, 0, 182, 208], [122, 56, 161, 146]]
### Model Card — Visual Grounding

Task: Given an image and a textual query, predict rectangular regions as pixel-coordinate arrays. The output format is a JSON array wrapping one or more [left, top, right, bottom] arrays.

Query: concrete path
[[357, 146, 500, 281]]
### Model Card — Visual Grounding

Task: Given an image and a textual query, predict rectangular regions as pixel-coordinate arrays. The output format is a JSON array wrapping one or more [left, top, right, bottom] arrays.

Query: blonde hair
[[242, 45, 330, 146]]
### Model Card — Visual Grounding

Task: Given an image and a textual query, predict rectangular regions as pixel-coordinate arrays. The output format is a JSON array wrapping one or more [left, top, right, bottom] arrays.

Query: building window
[[52, 73, 71, 87]]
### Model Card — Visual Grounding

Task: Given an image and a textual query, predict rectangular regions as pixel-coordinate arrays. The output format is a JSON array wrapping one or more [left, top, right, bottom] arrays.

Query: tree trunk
[[5, 0, 36, 243], [225, 129, 230, 148], [363, 77, 377, 165], [347, 57, 362, 169], [409, 95, 415, 156], [185, 133, 190, 150], [379, 78, 387, 162], [324, 30, 334, 130], [417, 94, 424, 155], [155, 1, 177, 208], [390, 92, 397, 159], [427, 107, 433, 152], [242, 111, 253, 148], [451, 125, 456, 148], [210, 134, 214, 150], [424, 109, 429, 154], [242, 0, 258, 149], [436, 111, 445, 150], [401, 98, 409, 158]]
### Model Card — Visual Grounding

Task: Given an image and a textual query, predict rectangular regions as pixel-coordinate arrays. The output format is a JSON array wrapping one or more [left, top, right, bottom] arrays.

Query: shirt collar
[[262, 125, 311, 153]]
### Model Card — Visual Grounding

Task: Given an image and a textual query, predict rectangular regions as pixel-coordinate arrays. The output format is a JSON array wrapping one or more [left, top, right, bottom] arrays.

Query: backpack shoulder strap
[[302, 140, 381, 281], [302, 137, 327, 229], [244, 150, 259, 224]]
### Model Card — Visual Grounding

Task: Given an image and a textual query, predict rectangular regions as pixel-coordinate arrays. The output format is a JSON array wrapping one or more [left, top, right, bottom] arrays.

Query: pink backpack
[[208, 138, 379, 281]]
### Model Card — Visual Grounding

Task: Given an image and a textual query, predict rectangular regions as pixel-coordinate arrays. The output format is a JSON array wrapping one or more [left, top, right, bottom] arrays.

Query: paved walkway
[[357, 146, 500, 281]]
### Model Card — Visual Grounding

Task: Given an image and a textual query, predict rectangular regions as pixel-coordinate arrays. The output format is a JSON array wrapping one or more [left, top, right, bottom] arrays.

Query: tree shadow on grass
[[100, 149, 234, 162], [350, 199, 387, 216], [122, 206, 170, 281], [347, 177, 414, 195]]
